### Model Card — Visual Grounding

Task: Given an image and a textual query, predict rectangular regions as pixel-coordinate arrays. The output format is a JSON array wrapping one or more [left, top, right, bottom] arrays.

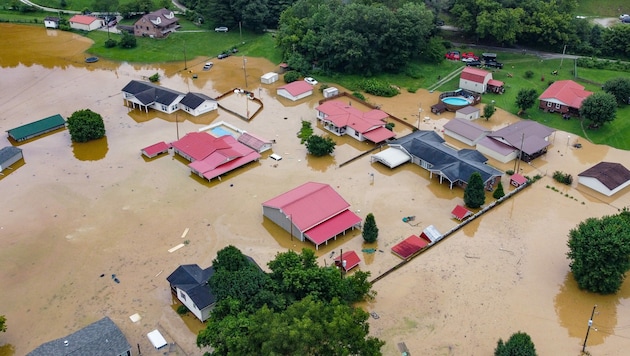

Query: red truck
[[445, 51, 460, 60]]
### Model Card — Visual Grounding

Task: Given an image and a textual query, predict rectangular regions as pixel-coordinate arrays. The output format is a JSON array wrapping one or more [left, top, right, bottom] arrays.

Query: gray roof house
[[121, 80, 185, 114], [578, 162, 630, 196], [179, 92, 218, 116], [375, 130, 502, 190], [443, 118, 491, 146], [27, 317, 131, 356], [167, 264, 216, 322], [0, 146, 23, 173], [477, 120, 555, 163]]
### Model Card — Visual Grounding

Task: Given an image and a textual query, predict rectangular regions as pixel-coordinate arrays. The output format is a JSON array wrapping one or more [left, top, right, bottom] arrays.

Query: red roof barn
[[459, 67, 493, 94], [262, 182, 362, 249], [538, 80, 593, 117]]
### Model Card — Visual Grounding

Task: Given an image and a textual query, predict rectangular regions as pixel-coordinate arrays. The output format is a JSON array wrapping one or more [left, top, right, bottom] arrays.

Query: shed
[[7, 114, 66, 142], [420, 225, 441, 243], [141, 141, 170, 158], [147, 330, 168, 349], [510, 173, 528, 187], [261, 72, 279, 84], [391, 234, 432, 259], [44, 16, 60, 29], [277, 81, 313, 101], [451, 205, 472, 221], [323, 87, 339, 98], [455, 106, 480, 121], [0, 146, 23, 173], [334, 251, 361, 272]]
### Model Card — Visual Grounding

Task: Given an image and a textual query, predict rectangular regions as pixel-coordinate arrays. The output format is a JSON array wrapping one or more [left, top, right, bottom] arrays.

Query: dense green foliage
[[515, 88, 538, 114], [67, 109, 106, 142], [552, 171, 573, 185], [275, 0, 435, 75], [603, 78, 630, 106], [179, 0, 295, 31], [0, 315, 6, 333], [493, 181, 505, 199], [305, 135, 336, 156], [118, 31, 137, 48], [483, 102, 496, 121], [579, 92, 617, 128], [297, 120, 313, 144], [464, 172, 485, 209], [197, 246, 381, 355], [362, 213, 379, 243], [283, 70, 299, 83], [495, 331, 537, 356], [567, 211, 630, 294]]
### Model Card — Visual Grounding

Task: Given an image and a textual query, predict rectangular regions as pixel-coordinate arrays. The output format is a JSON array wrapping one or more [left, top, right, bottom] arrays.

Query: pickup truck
[[485, 60, 504, 69]]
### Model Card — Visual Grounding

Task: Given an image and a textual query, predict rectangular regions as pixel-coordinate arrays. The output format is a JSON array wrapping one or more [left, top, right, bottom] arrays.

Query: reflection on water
[[554, 271, 630, 346], [0, 158, 25, 181], [0, 343, 15, 356], [126, 106, 218, 126], [461, 217, 480, 237], [72, 136, 108, 161], [170, 297, 206, 335], [306, 154, 336, 172]]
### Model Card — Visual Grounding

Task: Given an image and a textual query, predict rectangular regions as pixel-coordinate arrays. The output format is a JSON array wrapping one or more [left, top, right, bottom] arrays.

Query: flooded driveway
[[1, 24, 629, 356]]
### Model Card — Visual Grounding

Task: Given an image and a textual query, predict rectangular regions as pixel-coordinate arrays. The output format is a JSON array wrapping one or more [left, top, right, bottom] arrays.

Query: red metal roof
[[460, 67, 491, 83], [334, 251, 361, 271], [451, 205, 472, 220], [304, 210, 362, 246], [488, 79, 504, 87], [278, 81, 313, 96], [171, 132, 230, 161], [539, 80, 593, 109], [69, 15, 101, 25], [141, 141, 170, 157], [316, 101, 390, 134], [391, 234, 431, 259], [510, 173, 528, 186], [188, 135, 260, 180], [262, 182, 354, 231], [362, 127, 396, 143]]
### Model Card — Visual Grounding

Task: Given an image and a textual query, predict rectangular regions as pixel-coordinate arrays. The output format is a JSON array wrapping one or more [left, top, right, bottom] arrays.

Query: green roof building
[[7, 114, 65, 142]]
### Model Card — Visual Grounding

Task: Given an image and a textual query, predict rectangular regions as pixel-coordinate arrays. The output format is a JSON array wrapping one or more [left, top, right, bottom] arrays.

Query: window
[[555, 103, 561, 109], [179, 291, 186, 301], [546, 101, 552, 107]]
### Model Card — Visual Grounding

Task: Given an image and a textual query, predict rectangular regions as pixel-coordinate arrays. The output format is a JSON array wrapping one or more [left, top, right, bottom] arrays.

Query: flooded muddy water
[[1, 24, 630, 356]]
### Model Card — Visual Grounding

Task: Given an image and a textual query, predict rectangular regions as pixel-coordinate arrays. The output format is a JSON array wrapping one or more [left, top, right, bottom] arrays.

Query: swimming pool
[[211, 127, 236, 137], [442, 97, 470, 106]]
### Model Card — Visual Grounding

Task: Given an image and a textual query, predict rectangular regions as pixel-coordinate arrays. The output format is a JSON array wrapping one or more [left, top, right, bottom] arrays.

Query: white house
[[277, 81, 313, 101], [166, 264, 216, 322], [179, 92, 217, 116], [261, 72, 279, 84], [443, 118, 490, 146], [459, 67, 493, 94], [455, 105, 480, 120], [578, 162, 630, 196], [121, 80, 185, 114], [68, 15, 104, 31], [44, 16, 60, 29]]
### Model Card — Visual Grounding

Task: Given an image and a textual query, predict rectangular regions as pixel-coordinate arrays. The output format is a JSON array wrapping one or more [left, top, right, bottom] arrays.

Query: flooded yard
[[1, 24, 630, 356]]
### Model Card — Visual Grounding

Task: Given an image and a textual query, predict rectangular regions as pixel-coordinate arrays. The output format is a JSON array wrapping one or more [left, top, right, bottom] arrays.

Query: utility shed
[[261, 72, 279, 84], [323, 87, 339, 98], [7, 114, 65, 142], [0, 146, 23, 172]]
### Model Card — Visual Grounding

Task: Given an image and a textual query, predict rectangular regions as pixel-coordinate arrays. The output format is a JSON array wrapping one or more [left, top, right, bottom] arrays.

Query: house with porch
[[27, 317, 131, 356], [68, 15, 104, 31], [315, 100, 396, 143], [372, 130, 502, 190], [134, 8, 180, 38], [121, 80, 185, 114], [179, 92, 218, 116], [477, 120, 555, 163], [578, 162, 630, 196], [262, 182, 362, 249], [538, 80, 593, 117]]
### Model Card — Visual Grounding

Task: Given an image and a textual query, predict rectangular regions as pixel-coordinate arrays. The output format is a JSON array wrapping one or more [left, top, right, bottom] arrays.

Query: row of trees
[[197, 246, 383, 354]]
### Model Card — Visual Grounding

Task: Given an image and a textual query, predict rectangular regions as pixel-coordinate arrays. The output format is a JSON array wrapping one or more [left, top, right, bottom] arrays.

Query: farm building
[[262, 182, 362, 249], [316, 100, 395, 143], [179, 92, 218, 116], [260, 72, 279, 84], [133, 8, 180, 38], [443, 118, 491, 146], [477, 121, 555, 163], [459, 67, 493, 94], [578, 162, 630, 196], [455, 106, 480, 121], [276, 81, 313, 101], [27, 317, 131, 356], [68, 15, 104, 31], [7, 114, 65, 142], [0, 146, 23, 173], [538, 80, 593, 117], [121, 80, 185, 114]]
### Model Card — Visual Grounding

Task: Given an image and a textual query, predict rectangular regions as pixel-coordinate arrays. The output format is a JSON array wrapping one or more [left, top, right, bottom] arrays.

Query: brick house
[[538, 80, 593, 117], [133, 8, 180, 38]]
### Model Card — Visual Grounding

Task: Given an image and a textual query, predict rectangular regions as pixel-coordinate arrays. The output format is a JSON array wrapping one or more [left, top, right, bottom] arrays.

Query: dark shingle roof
[[121, 80, 184, 106], [167, 264, 216, 308], [0, 146, 22, 165], [27, 317, 131, 356], [180, 92, 215, 109], [578, 162, 630, 190]]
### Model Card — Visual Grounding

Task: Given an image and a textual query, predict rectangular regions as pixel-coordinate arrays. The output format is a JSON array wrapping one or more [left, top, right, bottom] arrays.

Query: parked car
[[445, 51, 460, 60], [620, 14, 629, 20], [107, 20, 117, 27], [461, 52, 478, 60], [462, 57, 479, 63], [485, 61, 504, 69], [215, 26, 228, 32], [623, 17, 630, 24], [466, 60, 482, 67], [217, 53, 229, 59], [203, 62, 213, 70], [304, 77, 318, 85]]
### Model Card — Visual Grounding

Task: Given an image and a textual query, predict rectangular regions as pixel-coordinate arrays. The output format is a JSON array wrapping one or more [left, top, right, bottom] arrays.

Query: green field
[[576, 0, 628, 17]]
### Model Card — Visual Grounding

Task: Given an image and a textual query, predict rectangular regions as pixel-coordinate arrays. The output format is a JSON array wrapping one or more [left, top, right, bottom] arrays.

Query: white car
[[203, 62, 213, 70], [215, 27, 228, 32], [304, 77, 318, 85]]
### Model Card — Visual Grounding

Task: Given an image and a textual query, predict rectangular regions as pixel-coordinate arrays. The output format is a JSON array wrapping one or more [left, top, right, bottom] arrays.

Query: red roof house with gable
[[315, 100, 395, 143], [262, 182, 362, 249], [68, 15, 104, 31], [334, 251, 361, 272], [459, 67, 494, 94], [277, 81, 313, 101], [538, 80, 593, 116], [171, 132, 260, 181]]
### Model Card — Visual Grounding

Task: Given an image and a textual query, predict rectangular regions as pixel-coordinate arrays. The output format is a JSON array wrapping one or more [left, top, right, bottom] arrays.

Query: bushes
[[524, 70, 534, 79], [283, 71, 299, 83], [358, 79, 399, 97], [104, 39, 117, 48], [552, 171, 573, 185], [67, 109, 106, 143]]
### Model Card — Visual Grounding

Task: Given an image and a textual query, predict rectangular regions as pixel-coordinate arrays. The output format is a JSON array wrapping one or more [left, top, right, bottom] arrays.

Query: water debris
[[181, 227, 190, 238], [370, 312, 380, 319]]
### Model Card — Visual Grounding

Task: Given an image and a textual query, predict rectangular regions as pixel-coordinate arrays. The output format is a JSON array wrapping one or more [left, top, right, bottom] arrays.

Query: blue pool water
[[442, 97, 470, 106], [211, 127, 235, 137]]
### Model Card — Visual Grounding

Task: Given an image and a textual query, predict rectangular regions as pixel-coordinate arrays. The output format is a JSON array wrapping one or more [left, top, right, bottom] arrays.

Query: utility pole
[[183, 40, 187, 70], [582, 305, 597, 353], [560, 44, 567, 69], [243, 56, 248, 88]]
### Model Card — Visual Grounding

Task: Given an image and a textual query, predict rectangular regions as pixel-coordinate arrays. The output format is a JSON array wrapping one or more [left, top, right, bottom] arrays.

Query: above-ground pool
[[441, 95, 472, 111]]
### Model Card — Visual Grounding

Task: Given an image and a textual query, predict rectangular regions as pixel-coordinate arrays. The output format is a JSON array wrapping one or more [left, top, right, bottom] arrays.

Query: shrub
[[552, 171, 573, 185], [506, 170, 514, 175], [104, 39, 117, 48], [352, 91, 366, 101], [493, 181, 505, 199], [385, 122, 395, 131], [67, 109, 106, 143], [177, 305, 189, 315], [358, 79, 399, 97], [283, 71, 299, 83], [149, 73, 160, 82], [524, 70, 534, 79]]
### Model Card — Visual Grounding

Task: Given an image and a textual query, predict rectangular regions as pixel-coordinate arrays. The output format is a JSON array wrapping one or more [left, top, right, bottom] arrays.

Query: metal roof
[[7, 114, 65, 141]]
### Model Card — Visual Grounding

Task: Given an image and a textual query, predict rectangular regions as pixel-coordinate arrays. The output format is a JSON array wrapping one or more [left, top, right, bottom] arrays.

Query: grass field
[[576, 0, 628, 17]]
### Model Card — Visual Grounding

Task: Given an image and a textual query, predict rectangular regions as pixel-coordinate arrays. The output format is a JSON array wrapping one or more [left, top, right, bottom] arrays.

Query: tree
[[603, 77, 630, 106], [493, 181, 505, 199], [483, 102, 496, 121], [305, 135, 336, 156], [67, 109, 106, 143], [495, 331, 537, 356], [567, 211, 630, 294], [0, 315, 6, 333], [515, 88, 537, 114], [118, 31, 137, 49], [579, 92, 617, 128], [297, 120, 313, 144], [464, 172, 485, 209], [362, 213, 379, 243]]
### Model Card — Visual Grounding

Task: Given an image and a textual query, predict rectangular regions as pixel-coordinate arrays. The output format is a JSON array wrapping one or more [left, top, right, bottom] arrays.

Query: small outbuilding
[[578, 162, 630, 196], [68, 14, 104, 31], [0, 146, 23, 173], [510, 173, 528, 187], [455, 106, 480, 121], [261, 72, 279, 84], [141, 141, 170, 158], [391, 234, 432, 259], [44, 16, 60, 29], [323, 87, 339, 98], [277, 81, 313, 101], [7, 114, 66, 142], [451, 205, 472, 221], [334, 251, 361, 272], [238, 132, 273, 153], [147, 330, 168, 350]]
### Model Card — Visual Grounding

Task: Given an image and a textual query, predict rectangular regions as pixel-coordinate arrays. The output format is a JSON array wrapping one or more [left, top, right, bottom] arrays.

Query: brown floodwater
[[1, 24, 630, 356]]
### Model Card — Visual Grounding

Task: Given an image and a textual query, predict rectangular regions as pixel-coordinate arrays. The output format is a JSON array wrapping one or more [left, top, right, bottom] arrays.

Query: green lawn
[[576, 0, 627, 17]]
